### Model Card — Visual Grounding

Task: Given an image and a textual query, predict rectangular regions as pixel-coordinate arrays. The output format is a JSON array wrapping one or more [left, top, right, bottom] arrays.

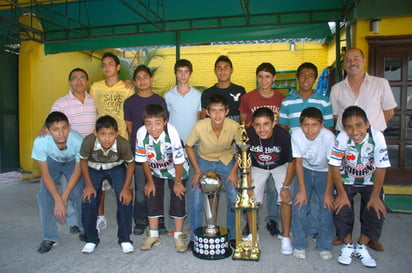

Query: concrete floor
[[1, 173, 412, 273]]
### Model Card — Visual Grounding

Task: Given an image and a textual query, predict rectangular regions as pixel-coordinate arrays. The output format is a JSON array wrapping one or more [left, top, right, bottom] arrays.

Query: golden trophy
[[232, 123, 260, 261]]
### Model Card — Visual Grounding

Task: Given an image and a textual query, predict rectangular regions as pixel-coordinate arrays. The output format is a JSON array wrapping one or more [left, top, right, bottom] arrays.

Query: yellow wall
[[151, 42, 329, 95], [19, 42, 103, 177]]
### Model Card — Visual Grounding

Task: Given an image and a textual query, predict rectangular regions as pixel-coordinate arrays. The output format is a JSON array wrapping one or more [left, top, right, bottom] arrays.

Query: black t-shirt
[[246, 125, 293, 170], [201, 83, 246, 122]]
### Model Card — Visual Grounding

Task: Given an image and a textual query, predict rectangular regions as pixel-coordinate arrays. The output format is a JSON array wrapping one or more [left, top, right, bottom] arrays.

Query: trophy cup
[[232, 123, 261, 261], [192, 170, 232, 260]]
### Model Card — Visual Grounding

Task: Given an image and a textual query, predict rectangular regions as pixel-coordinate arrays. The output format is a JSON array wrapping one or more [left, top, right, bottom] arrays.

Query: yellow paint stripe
[[384, 185, 412, 195]]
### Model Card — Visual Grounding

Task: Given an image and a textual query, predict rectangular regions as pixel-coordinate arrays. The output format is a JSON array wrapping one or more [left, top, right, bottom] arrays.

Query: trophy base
[[192, 226, 232, 260]]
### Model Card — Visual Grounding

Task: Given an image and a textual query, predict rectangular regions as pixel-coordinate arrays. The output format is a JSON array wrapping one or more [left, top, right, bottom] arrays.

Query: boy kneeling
[[135, 104, 189, 253]]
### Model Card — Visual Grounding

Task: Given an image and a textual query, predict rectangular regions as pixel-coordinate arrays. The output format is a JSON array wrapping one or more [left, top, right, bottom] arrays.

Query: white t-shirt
[[291, 127, 335, 172]]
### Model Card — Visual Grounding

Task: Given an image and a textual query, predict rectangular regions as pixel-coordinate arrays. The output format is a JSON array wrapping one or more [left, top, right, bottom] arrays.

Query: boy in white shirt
[[291, 107, 335, 260]]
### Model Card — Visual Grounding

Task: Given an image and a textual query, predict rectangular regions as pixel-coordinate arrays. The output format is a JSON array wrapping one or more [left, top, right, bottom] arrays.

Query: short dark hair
[[143, 104, 168, 120], [296, 62, 318, 79], [256, 62, 276, 76], [133, 64, 152, 79], [174, 59, 193, 73], [95, 115, 118, 132], [45, 111, 69, 129], [102, 52, 120, 66], [342, 106, 369, 125], [68, 68, 89, 81], [299, 107, 323, 124], [206, 93, 228, 110], [214, 55, 233, 68], [252, 107, 274, 122]]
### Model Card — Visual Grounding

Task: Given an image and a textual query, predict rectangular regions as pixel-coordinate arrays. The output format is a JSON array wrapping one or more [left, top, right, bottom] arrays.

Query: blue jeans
[[292, 168, 333, 251], [37, 157, 84, 242], [264, 175, 281, 223], [82, 164, 133, 245], [190, 156, 237, 240], [133, 163, 147, 223]]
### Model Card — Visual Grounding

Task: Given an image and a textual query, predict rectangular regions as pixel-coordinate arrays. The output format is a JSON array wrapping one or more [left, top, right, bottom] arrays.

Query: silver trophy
[[199, 170, 222, 235]]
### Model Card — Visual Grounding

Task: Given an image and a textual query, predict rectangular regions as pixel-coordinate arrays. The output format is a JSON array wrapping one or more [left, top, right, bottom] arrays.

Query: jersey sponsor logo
[[346, 153, 356, 161], [148, 159, 172, 170], [344, 160, 375, 178]]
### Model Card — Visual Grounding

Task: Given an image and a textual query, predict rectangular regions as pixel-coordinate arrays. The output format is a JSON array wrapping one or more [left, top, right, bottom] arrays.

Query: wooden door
[[368, 36, 412, 185]]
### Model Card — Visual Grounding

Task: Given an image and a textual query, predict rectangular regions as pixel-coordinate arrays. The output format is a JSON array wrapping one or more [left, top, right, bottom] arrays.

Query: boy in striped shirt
[[135, 104, 189, 253]]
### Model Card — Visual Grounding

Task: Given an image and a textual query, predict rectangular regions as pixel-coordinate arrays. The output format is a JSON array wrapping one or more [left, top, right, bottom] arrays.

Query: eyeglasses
[[70, 77, 88, 81]]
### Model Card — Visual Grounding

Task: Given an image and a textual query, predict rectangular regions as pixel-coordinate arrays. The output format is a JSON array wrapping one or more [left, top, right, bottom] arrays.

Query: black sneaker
[[266, 220, 280, 236], [230, 239, 236, 249], [133, 218, 148, 235], [187, 240, 194, 251], [37, 240, 58, 254], [78, 232, 87, 242], [69, 226, 80, 234], [158, 217, 168, 235]]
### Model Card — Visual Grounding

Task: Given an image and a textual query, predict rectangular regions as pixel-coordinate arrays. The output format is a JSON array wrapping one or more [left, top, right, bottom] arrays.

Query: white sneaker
[[293, 249, 306, 259], [247, 233, 260, 243], [121, 242, 134, 254], [96, 215, 107, 232], [81, 243, 96, 254], [338, 243, 355, 265], [319, 250, 333, 260], [281, 237, 293, 255], [355, 243, 376, 268]]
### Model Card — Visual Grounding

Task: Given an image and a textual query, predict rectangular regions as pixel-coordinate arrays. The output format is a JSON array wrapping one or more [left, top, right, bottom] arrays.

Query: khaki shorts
[[251, 163, 288, 204]]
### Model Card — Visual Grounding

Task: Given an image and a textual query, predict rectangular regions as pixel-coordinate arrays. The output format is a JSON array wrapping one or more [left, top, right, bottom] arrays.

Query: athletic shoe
[[368, 240, 384, 251], [247, 233, 260, 243], [293, 249, 306, 259], [81, 243, 96, 254], [355, 243, 377, 268], [174, 235, 187, 253], [266, 220, 280, 236], [133, 218, 148, 235], [281, 237, 293, 255], [187, 240, 194, 251], [338, 243, 355, 265], [78, 232, 87, 242], [37, 240, 58, 254], [96, 215, 107, 233], [121, 242, 134, 254], [69, 226, 80, 234], [319, 250, 333, 260], [140, 236, 160, 250], [333, 236, 344, 245]]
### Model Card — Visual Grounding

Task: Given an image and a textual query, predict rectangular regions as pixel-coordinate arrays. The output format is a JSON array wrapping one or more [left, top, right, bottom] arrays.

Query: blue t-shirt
[[32, 130, 83, 163]]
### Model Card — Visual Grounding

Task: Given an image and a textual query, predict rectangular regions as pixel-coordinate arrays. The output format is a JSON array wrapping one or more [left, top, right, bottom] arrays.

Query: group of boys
[[32, 48, 395, 269]]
